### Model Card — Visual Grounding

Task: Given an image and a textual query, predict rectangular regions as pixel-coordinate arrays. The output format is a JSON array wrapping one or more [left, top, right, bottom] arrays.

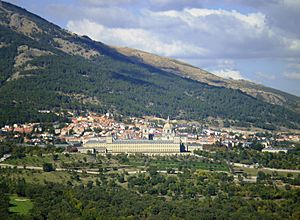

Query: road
[[0, 163, 182, 175], [0, 163, 99, 174], [232, 162, 300, 173]]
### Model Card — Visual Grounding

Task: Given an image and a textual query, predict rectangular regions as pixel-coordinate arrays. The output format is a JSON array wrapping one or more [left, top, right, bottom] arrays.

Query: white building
[[83, 118, 185, 154]]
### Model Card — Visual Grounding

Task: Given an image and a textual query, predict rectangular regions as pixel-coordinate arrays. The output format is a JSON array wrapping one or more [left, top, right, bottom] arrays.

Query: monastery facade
[[80, 118, 185, 154]]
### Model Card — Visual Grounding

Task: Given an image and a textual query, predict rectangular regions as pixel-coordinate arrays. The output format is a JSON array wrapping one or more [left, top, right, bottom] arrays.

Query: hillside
[[115, 47, 300, 111], [0, 1, 300, 130]]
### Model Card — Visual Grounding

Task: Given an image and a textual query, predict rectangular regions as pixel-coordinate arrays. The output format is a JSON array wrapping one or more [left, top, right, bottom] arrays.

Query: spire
[[167, 116, 170, 123]]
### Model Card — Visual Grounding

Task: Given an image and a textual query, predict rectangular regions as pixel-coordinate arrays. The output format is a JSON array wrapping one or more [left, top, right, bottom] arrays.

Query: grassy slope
[[9, 195, 33, 215]]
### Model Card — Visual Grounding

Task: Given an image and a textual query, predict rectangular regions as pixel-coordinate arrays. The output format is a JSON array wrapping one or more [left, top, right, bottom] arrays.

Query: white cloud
[[284, 72, 300, 80], [67, 19, 208, 57], [185, 8, 266, 29], [223, 0, 300, 37], [68, 6, 300, 60], [211, 69, 246, 80], [41, 0, 297, 62]]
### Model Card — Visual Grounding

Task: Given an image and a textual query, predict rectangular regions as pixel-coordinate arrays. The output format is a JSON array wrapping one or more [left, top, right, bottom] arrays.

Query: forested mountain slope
[[0, 1, 300, 130], [115, 47, 300, 111]]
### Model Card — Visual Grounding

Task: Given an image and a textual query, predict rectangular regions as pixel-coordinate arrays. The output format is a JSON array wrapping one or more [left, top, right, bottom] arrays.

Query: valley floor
[[1, 144, 300, 219]]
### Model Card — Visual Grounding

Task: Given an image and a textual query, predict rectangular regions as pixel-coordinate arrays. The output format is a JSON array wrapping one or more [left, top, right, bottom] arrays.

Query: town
[[0, 110, 299, 183], [1, 111, 299, 155]]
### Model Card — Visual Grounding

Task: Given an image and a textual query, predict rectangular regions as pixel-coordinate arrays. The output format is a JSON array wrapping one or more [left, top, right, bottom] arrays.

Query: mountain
[[115, 47, 300, 111], [0, 1, 300, 130]]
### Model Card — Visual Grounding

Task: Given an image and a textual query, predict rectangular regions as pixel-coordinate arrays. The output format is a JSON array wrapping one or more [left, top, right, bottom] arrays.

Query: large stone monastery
[[79, 118, 186, 154]]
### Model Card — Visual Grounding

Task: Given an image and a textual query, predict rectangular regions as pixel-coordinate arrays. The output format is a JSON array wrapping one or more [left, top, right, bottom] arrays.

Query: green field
[[9, 195, 33, 215]]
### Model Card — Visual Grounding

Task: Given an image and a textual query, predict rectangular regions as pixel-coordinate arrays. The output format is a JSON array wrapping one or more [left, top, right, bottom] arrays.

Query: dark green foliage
[[195, 148, 300, 170], [15, 178, 26, 196], [42, 163, 54, 172], [257, 171, 267, 183], [0, 192, 10, 218], [1, 167, 300, 220]]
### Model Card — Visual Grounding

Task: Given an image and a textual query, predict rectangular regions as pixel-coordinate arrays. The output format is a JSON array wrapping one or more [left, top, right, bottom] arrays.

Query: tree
[[16, 178, 26, 196], [147, 166, 158, 176], [52, 154, 59, 161], [118, 174, 125, 183], [257, 171, 266, 183], [86, 181, 93, 189], [207, 184, 217, 196], [43, 163, 55, 172], [0, 193, 9, 219]]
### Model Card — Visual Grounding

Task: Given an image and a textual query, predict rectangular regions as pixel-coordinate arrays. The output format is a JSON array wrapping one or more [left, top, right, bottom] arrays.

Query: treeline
[[0, 142, 64, 159]]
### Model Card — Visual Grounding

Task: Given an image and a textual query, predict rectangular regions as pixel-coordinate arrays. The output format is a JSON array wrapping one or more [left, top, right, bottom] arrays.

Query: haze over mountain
[[0, 1, 300, 130]]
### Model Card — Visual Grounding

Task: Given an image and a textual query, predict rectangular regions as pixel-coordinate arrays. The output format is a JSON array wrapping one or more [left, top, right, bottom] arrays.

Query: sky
[[5, 0, 300, 96]]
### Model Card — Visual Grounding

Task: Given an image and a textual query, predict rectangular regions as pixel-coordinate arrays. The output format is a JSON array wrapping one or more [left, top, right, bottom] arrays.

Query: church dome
[[163, 122, 173, 131], [163, 117, 174, 134]]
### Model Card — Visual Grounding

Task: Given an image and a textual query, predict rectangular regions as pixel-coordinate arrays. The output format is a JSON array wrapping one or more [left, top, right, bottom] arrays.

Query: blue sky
[[6, 0, 300, 96]]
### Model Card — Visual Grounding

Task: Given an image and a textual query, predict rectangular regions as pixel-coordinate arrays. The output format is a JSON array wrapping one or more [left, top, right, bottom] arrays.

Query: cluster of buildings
[[80, 117, 185, 154], [1, 112, 299, 155], [0, 123, 51, 145], [56, 116, 300, 154]]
